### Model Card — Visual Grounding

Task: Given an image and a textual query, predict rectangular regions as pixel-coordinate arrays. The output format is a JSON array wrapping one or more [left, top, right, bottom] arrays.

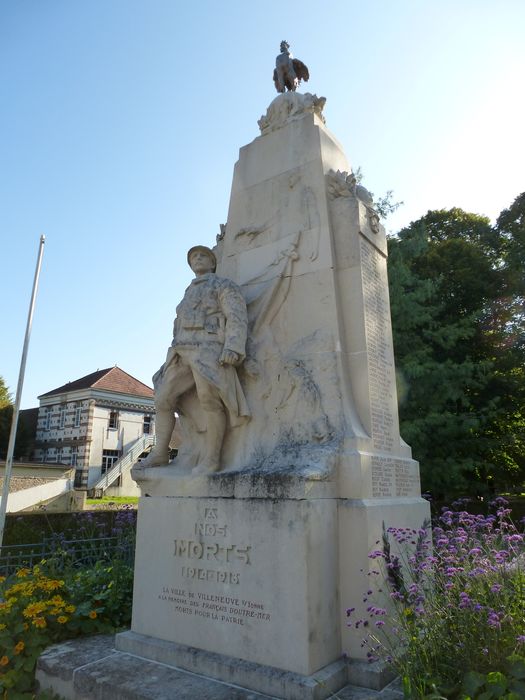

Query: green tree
[[388, 203, 525, 498], [0, 376, 13, 459], [0, 377, 32, 461]]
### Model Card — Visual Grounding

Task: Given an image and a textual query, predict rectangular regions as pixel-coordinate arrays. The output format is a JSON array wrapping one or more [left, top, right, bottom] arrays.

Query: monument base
[[128, 488, 340, 676], [35, 634, 404, 700], [116, 631, 348, 700]]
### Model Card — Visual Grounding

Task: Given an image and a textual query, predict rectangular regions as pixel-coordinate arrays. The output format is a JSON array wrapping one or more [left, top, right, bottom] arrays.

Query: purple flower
[[459, 592, 471, 609], [487, 610, 501, 629]]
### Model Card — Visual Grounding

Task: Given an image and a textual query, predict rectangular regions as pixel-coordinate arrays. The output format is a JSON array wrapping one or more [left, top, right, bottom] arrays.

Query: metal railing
[[89, 434, 155, 495], [0, 534, 134, 576]]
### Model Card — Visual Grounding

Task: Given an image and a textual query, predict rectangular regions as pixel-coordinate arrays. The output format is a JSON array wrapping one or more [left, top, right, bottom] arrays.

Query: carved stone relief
[[326, 169, 380, 234], [258, 92, 326, 135]]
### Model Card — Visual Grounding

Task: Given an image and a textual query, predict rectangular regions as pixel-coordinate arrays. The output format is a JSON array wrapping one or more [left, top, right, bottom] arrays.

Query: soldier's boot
[[140, 410, 175, 467], [193, 409, 226, 475]]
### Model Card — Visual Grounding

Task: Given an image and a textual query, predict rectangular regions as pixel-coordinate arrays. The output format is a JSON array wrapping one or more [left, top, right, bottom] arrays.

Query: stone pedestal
[[122, 93, 430, 698], [123, 487, 338, 675]]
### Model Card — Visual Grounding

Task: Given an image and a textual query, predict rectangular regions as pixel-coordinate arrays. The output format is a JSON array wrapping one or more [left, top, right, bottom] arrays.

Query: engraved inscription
[[157, 587, 272, 626], [170, 506, 253, 589], [173, 539, 251, 565], [361, 238, 396, 451], [371, 455, 420, 497]]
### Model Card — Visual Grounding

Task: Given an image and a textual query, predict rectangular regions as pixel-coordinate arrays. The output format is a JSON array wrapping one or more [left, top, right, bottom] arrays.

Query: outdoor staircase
[[88, 434, 155, 497]]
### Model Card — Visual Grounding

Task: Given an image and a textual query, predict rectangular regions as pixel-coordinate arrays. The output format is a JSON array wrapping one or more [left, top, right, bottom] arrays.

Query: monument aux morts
[[117, 42, 431, 699]]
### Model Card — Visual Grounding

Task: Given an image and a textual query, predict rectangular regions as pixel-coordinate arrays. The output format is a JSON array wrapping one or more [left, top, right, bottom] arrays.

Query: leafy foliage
[[0, 507, 136, 697], [0, 377, 13, 460], [0, 377, 33, 461], [388, 202, 525, 496], [0, 559, 134, 697]]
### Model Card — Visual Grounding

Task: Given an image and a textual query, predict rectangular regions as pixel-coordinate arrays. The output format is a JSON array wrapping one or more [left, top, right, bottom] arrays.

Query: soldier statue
[[143, 245, 250, 474]]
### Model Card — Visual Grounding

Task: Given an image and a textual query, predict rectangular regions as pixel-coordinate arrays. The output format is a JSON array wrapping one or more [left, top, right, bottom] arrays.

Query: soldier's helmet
[[187, 245, 217, 272]]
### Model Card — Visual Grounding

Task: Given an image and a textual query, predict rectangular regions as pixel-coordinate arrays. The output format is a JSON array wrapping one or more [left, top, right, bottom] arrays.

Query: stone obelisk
[[118, 49, 430, 699]]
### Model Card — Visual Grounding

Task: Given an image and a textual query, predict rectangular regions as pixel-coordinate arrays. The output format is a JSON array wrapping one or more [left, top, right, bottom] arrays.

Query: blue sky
[[1, 0, 524, 408]]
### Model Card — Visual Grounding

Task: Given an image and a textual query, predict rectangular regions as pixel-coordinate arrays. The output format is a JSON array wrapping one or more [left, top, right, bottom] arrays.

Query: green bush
[[0, 555, 133, 698]]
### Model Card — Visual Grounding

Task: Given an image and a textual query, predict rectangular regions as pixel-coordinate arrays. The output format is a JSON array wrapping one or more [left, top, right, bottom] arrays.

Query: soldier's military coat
[[155, 272, 250, 427]]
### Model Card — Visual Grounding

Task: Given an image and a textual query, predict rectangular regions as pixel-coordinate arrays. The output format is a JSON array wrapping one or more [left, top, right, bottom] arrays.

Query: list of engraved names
[[361, 238, 396, 452], [371, 455, 421, 498]]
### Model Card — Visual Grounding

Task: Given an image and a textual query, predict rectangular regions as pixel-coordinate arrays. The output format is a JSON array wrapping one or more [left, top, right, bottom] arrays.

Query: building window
[[102, 449, 120, 474], [58, 405, 66, 429], [143, 415, 152, 434], [108, 411, 119, 430], [56, 447, 63, 463], [74, 404, 82, 427], [71, 446, 78, 467], [45, 408, 52, 430]]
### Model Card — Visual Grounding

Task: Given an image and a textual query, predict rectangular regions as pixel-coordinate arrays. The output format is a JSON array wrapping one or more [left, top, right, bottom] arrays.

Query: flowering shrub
[[347, 498, 525, 699], [0, 557, 133, 697]]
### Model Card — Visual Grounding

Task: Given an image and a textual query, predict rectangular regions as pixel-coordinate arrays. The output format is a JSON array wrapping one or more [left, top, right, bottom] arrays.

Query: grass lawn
[[85, 495, 139, 507]]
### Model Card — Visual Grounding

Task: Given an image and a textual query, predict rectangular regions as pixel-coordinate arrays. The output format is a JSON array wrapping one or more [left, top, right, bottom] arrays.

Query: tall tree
[[0, 377, 32, 461], [388, 203, 525, 498], [0, 377, 13, 459]]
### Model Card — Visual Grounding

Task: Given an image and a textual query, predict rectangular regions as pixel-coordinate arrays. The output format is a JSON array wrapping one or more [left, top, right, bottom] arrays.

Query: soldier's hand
[[219, 349, 240, 366]]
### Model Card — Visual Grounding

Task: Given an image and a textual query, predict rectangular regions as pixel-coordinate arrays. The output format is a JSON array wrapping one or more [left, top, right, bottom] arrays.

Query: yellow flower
[[0, 656, 8, 667], [14, 641, 24, 655], [65, 604, 76, 613], [88, 610, 98, 619], [23, 602, 46, 618], [16, 568, 30, 578], [32, 617, 46, 629], [50, 595, 65, 607], [45, 580, 63, 591], [0, 624, 5, 631], [0, 576, 5, 584], [22, 623, 29, 631], [57, 616, 68, 624]]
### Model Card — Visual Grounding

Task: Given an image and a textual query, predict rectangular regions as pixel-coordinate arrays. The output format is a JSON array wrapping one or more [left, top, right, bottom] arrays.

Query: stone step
[[36, 635, 403, 700]]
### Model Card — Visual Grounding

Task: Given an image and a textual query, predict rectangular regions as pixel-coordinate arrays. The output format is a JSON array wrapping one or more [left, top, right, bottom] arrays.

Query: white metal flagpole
[[0, 235, 46, 551]]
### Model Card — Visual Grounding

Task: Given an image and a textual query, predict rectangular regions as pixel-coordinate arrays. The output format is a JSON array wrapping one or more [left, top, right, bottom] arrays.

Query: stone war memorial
[[38, 42, 430, 699]]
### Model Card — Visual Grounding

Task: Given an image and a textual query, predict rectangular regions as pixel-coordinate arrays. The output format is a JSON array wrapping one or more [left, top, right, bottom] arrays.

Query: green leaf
[[507, 658, 525, 680], [478, 691, 497, 700], [463, 671, 486, 696]]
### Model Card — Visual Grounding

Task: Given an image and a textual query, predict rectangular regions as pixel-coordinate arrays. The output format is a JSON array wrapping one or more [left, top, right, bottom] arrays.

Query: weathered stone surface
[[35, 635, 117, 698], [37, 637, 275, 699], [125, 92, 430, 693], [347, 659, 398, 692], [74, 651, 272, 700], [125, 495, 339, 676], [36, 636, 402, 700], [116, 632, 347, 700], [132, 463, 336, 499]]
